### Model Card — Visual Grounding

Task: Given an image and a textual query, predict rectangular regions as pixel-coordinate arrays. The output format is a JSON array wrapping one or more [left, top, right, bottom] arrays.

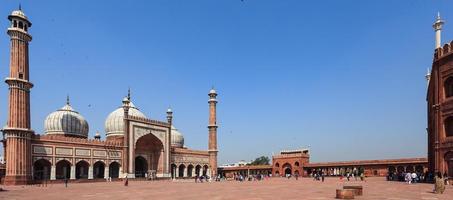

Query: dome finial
[[66, 95, 70, 105], [19, 3, 22, 11], [127, 87, 131, 101]]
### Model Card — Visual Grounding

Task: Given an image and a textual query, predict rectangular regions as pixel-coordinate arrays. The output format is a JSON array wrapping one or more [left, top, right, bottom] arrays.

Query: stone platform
[[0, 177, 451, 200]]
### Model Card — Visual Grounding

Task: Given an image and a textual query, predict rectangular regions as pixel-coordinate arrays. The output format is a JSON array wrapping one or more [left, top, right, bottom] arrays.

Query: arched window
[[444, 116, 453, 137], [18, 21, 23, 29], [275, 162, 280, 167], [295, 162, 300, 167], [445, 77, 453, 98], [13, 20, 17, 27]]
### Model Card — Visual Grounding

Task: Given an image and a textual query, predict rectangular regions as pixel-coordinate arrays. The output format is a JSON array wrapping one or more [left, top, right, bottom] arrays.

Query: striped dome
[[44, 102, 89, 138], [171, 126, 184, 148], [105, 101, 146, 137]]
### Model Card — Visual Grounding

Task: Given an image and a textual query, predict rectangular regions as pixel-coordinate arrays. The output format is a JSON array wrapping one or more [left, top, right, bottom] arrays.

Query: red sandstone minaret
[[2, 6, 33, 185], [208, 88, 218, 178]]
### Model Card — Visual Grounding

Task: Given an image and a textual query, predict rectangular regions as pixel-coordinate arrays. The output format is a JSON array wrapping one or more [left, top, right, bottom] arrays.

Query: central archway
[[283, 163, 292, 176], [135, 156, 148, 178], [135, 133, 164, 176]]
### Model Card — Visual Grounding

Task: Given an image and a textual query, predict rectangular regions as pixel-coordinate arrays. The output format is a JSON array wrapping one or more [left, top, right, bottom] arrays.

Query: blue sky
[[0, 0, 451, 164]]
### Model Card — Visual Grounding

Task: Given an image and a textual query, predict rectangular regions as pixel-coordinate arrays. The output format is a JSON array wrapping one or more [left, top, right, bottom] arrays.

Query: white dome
[[171, 126, 184, 148], [10, 10, 27, 19], [105, 101, 147, 137], [44, 103, 89, 138]]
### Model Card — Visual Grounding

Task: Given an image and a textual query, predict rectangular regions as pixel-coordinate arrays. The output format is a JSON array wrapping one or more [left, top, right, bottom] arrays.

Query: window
[[445, 117, 453, 137], [295, 162, 300, 166], [275, 163, 280, 167], [18, 73, 23, 79], [19, 21, 23, 29], [445, 77, 453, 98], [13, 20, 17, 27]]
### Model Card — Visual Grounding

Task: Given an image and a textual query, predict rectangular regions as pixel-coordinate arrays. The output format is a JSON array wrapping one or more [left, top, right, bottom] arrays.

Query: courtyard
[[0, 177, 451, 200]]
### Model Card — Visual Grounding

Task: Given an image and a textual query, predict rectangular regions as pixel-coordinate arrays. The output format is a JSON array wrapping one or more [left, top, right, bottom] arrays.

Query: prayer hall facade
[[0, 8, 219, 185]]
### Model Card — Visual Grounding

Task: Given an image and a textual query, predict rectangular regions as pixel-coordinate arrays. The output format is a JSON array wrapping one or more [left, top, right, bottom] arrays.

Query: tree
[[249, 156, 270, 165]]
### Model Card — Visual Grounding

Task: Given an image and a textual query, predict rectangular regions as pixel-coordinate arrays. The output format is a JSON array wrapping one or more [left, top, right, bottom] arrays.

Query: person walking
[[321, 172, 325, 182], [64, 177, 68, 188], [124, 174, 129, 186], [434, 172, 445, 194]]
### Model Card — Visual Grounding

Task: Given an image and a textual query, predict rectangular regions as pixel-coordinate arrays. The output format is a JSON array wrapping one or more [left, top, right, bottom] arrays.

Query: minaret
[[208, 88, 218, 178], [166, 107, 173, 178], [2, 6, 33, 185], [425, 68, 431, 86], [433, 12, 445, 49], [122, 89, 131, 178]]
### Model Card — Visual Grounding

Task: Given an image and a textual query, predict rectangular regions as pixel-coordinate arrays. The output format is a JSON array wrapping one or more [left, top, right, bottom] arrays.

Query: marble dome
[[9, 9, 27, 19], [44, 101, 89, 138], [171, 126, 185, 148], [105, 101, 147, 137]]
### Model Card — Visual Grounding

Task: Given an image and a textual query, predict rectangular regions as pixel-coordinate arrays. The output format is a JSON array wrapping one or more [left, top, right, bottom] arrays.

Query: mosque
[[1, 8, 219, 185]]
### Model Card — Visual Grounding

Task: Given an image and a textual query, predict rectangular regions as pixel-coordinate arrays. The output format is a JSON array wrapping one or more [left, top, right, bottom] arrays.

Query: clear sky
[[0, 0, 451, 164]]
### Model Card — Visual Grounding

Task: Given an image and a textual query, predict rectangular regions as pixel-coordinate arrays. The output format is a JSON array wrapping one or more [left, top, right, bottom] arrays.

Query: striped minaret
[[208, 88, 218, 178], [2, 6, 34, 185]]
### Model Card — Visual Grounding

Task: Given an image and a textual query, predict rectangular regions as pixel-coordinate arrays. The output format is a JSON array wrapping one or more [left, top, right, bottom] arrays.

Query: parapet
[[32, 134, 122, 147], [434, 41, 453, 60]]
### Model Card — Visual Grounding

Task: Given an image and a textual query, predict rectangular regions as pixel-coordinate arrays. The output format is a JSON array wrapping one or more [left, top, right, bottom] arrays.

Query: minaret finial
[[66, 95, 70, 105], [19, 3, 22, 11], [425, 68, 431, 84], [127, 87, 131, 100], [433, 12, 445, 49]]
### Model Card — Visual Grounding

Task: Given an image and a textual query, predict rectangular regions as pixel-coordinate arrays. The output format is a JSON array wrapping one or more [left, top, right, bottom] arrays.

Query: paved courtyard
[[0, 177, 452, 200]]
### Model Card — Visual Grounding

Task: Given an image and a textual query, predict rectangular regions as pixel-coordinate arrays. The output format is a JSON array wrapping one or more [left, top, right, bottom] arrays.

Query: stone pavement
[[0, 177, 451, 200]]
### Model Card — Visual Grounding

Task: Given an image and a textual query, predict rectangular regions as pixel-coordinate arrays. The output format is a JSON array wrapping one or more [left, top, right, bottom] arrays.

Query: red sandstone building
[[219, 150, 427, 178], [0, 8, 219, 185], [427, 13, 453, 178]]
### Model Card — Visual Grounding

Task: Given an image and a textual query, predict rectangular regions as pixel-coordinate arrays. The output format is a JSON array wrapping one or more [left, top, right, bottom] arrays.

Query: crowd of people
[[387, 171, 451, 185], [309, 170, 366, 182], [230, 173, 269, 182]]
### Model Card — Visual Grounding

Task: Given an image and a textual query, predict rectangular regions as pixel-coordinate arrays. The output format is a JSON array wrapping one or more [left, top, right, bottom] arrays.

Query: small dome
[[105, 101, 147, 137], [209, 88, 217, 94], [44, 102, 89, 138], [171, 126, 184, 148], [10, 9, 27, 19]]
